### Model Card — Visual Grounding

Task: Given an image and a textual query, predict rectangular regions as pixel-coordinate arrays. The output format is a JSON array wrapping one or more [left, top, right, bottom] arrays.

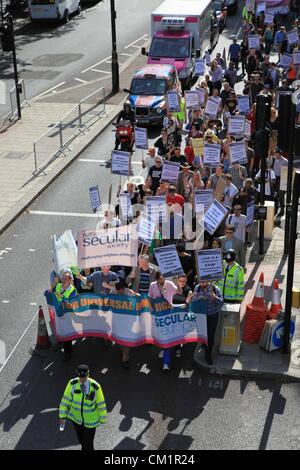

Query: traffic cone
[[267, 279, 282, 320], [243, 273, 268, 343], [35, 306, 51, 348]]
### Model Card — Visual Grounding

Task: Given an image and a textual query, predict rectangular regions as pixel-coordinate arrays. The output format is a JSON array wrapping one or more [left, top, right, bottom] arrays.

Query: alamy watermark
[[0, 81, 6, 105], [0, 340, 6, 366]]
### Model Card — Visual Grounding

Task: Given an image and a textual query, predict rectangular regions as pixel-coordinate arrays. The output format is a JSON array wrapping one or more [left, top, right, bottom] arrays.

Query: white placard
[[256, 2, 266, 14], [246, 200, 255, 226], [195, 59, 205, 76], [203, 143, 221, 167], [194, 189, 214, 213], [146, 196, 167, 222], [185, 90, 200, 109], [280, 53, 293, 70], [245, 119, 251, 140], [229, 184, 239, 198], [237, 95, 250, 115], [154, 244, 184, 278], [119, 193, 133, 218], [229, 141, 247, 165], [246, 0, 255, 11], [228, 116, 246, 136], [280, 165, 288, 191], [248, 35, 260, 50], [205, 52, 211, 66], [197, 88, 206, 106], [89, 185, 101, 213], [196, 248, 224, 282], [135, 127, 148, 150], [205, 96, 221, 118], [264, 12, 274, 25], [167, 91, 181, 112], [161, 161, 181, 184], [111, 150, 130, 176], [204, 200, 228, 235], [293, 51, 300, 65], [137, 212, 156, 246], [287, 29, 299, 46]]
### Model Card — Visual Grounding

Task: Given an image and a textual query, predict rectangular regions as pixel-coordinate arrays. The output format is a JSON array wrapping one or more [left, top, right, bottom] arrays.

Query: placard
[[205, 97, 221, 118], [196, 248, 224, 282], [167, 124, 176, 149], [203, 143, 221, 167], [195, 59, 205, 76], [256, 2, 266, 14], [287, 29, 299, 46], [275, 90, 292, 109], [204, 200, 228, 235], [192, 138, 204, 156], [264, 12, 274, 25], [248, 35, 260, 50], [146, 196, 167, 222], [167, 91, 181, 113], [214, 177, 227, 202], [185, 90, 200, 109], [237, 95, 250, 115], [137, 212, 156, 246], [293, 51, 300, 65], [119, 192, 133, 218], [111, 150, 130, 176], [89, 185, 101, 213], [135, 126, 148, 150], [194, 189, 214, 213], [280, 53, 293, 70], [245, 119, 251, 140], [229, 141, 247, 165], [246, 0, 255, 11], [246, 200, 255, 226], [161, 160, 181, 184], [205, 52, 211, 66], [154, 244, 184, 278], [228, 116, 246, 136], [197, 88, 206, 106], [280, 164, 288, 191]]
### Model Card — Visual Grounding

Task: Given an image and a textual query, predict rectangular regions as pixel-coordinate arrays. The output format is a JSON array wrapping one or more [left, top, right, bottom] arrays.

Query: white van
[[28, 0, 81, 23]]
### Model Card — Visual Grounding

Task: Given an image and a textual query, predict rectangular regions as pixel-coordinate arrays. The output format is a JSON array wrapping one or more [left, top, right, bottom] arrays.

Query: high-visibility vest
[[173, 98, 186, 122], [216, 262, 244, 302], [55, 283, 76, 302], [59, 377, 107, 428]]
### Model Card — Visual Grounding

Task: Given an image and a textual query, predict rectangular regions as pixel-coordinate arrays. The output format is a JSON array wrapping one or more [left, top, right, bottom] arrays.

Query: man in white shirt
[[226, 204, 248, 243], [271, 147, 288, 216], [142, 147, 157, 171], [254, 167, 276, 202]]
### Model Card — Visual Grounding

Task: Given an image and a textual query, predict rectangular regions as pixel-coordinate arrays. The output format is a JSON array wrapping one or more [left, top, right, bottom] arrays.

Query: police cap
[[76, 364, 90, 377], [224, 249, 236, 262]]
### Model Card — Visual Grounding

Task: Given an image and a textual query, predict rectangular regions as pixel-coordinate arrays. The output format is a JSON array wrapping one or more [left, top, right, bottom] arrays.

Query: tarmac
[[1, 36, 300, 383]]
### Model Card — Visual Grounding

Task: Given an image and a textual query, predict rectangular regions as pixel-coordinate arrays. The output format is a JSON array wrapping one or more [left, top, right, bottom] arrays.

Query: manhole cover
[[2, 151, 31, 160]]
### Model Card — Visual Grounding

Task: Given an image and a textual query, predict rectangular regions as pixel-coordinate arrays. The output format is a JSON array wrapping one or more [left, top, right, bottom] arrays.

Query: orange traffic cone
[[267, 279, 282, 319], [243, 273, 268, 343], [35, 306, 51, 348]]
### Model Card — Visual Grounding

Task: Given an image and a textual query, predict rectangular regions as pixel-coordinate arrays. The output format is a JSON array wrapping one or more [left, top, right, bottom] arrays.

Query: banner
[[52, 230, 78, 276], [45, 291, 208, 348], [137, 212, 156, 246], [203, 143, 221, 167], [195, 59, 205, 76], [246, 200, 255, 226], [229, 141, 247, 165], [154, 244, 184, 278], [248, 35, 260, 50], [237, 95, 250, 115], [287, 29, 299, 46], [205, 97, 221, 118], [119, 193, 133, 219], [196, 248, 224, 282], [135, 127, 148, 150], [77, 224, 138, 269], [185, 90, 200, 109], [89, 185, 101, 213], [204, 200, 228, 235], [194, 189, 214, 213], [228, 116, 246, 136], [111, 150, 131, 176], [161, 160, 181, 184], [167, 91, 181, 112]]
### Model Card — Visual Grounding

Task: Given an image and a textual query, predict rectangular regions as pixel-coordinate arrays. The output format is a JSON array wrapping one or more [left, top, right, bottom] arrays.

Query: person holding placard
[[209, 60, 223, 92], [142, 147, 157, 171], [228, 162, 248, 190], [177, 162, 194, 198], [265, 62, 281, 90], [223, 174, 238, 209], [148, 156, 164, 194], [264, 25, 274, 55], [224, 62, 237, 88], [154, 129, 169, 158]]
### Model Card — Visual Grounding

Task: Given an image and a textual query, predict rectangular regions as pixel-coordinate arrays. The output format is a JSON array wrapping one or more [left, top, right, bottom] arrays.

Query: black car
[[224, 0, 238, 15]]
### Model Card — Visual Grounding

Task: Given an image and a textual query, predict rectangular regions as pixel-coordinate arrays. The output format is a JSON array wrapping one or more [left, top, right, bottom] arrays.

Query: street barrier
[[244, 272, 268, 343], [33, 87, 106, 176], [9, 79, 30, 121]]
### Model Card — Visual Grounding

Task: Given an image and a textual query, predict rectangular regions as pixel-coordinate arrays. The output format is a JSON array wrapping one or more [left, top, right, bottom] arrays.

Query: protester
[[218, 225, 246, 268], [126, 255, 157, 294], [76, 266, 119, 295]]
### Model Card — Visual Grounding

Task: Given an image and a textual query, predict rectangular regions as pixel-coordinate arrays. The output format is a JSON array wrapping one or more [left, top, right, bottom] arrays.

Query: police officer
[[216, 250, 244, 303], [59, 365, 107, 450]]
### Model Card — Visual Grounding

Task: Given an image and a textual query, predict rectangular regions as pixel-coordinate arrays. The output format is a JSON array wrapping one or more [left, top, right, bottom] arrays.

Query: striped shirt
[[228, 165, 248, 190], [139, 270, 151, 294], [193, 285, 224, 316]]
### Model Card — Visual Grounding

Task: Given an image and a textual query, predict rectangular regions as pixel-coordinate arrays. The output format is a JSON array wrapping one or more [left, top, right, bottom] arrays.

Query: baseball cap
[[275, 147, 282, 153], [76, 364, 90, 377]]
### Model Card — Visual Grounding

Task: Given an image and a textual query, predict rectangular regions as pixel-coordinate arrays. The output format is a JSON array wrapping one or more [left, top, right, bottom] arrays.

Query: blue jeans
[[163, 348, 172, 366]]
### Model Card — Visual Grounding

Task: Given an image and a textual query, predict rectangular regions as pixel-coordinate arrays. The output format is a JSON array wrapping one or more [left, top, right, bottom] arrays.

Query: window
[[130, 78, 167, 96], [149, 37, 190, 59]]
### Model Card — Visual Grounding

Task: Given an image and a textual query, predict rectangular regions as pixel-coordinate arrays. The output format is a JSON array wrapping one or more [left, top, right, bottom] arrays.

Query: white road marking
[[125, 34, 148, 49], [121, 52, 132, 57], [131, 45, 141, 49], [27, 210, 103, 218], [78, 158, 141, 165], [91, 69, 111, 74], [105, 60, 123, 65], [52, 90, 57, 94], [2, 300, 10, 304], [28, 249, 36, 252], [81, 56, 112, 74], [13, 234, 18, 237], [74, 77, 87, 84], [0, 250, 9, 256], [30, 302, 38, 306], [5, 247, 12, 250], [34, 82, 66, 99]]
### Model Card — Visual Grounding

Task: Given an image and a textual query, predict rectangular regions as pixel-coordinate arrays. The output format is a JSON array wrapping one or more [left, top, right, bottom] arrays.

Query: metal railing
[[9, 79, 30, 121], [33, 87, 106, 175]]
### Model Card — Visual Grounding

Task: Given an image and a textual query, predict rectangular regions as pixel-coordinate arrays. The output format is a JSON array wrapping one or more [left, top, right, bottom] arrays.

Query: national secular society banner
[[45, 292, 208, 348], [77, 224, 138, 269]]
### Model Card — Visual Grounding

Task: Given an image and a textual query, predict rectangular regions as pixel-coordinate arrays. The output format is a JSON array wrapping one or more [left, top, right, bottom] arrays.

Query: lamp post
[[110, 0, 119, 94]]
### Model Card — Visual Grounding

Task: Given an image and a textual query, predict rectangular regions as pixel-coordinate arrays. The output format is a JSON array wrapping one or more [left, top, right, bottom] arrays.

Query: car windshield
[[149, 37, 190, 59], [130, 78, 167, 96]]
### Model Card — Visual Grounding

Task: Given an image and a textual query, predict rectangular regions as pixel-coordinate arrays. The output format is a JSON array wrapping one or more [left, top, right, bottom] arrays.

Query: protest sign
[[280, 164, 288, 191], [246, 0, 255, 11], [205, 97, 221, 118], [228, 116, 246, 136], [195, 59, 205, 76], [245, 119, 251, 140], [119, 193, 133, 219], [204, 200, 228, 235], [294, 51, 300, 65], [167, 91, 181, 112], [194, 189, 214, 213], [89, 185, 101, 213], [167, 124, 176, 149], [287, 29, 299, 46], [248, 35, 260, 50], [185, 90, 200, 109], [280, 53, 293, 70], [203, 143, 221, 167], [214, 177, 227, 202], [246, 200, 255, 226], [146, 196, 167, 222], [237, 95, 250, 115], [135, 127, 148, 150], [205, 52, 211, 66], [197, 88, 206, 106], [137, 212, 156, 246], [45, 291, 208, 348], [161, 160, 181, 184], [256, 2, 266, 14], [77, 224, 138, 268], [111, 150, 130, 176], [154, 244, 184, 278], [53, 230, 78, 275], [192, 138, 204, 156], [196, 248, 224, 282], [264, 12, 274, 24], [229, 141, 247, 165]]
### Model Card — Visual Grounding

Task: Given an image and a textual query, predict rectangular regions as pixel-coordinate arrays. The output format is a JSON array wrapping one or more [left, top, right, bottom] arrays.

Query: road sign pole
[[110, 0, 119, 94]]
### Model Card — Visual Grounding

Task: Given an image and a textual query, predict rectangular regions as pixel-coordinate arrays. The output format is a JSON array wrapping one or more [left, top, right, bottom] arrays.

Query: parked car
[[213, 0, 227, 32], [224, 0, 238, 15], [28, 0, 81, 23]]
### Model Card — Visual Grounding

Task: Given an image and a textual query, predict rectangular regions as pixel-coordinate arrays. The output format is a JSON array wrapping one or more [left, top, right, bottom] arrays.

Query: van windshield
[[149, 37, 190, 59], [31, 0, 56, 4], [130, 78, 167, 96]]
